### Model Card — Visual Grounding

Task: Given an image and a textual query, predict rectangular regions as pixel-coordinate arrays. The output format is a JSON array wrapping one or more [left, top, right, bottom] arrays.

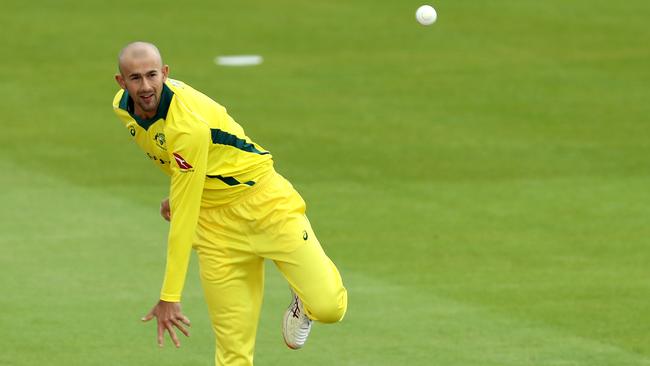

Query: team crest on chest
[[153, 132, 166, 150]]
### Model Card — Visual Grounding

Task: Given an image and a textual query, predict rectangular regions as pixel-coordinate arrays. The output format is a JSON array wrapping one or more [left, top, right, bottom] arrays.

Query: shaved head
[[118, 41, 163, 75], [115, 41, 169, 119]]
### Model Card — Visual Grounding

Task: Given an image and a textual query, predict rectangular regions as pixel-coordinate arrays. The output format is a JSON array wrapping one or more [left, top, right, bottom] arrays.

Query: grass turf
[[1, 0, 650, 365]]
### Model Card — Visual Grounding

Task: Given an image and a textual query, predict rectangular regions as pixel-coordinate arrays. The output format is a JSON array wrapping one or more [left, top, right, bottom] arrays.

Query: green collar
[[118, 83, 174, 130]]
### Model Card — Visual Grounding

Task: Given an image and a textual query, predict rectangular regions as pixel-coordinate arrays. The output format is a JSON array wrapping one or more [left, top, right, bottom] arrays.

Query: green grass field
[[2, 0, 650, 365]]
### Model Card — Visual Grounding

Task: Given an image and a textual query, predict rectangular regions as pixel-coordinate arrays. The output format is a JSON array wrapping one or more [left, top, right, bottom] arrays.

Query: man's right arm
[[159, 121, 210, 302]]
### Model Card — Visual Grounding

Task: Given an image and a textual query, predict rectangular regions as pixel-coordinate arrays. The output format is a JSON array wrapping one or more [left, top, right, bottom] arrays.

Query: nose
[[141, 77, 153, 91]]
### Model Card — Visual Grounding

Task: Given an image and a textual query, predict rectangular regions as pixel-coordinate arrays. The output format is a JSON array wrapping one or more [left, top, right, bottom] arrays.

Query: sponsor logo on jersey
[[146, 153, 167, 165], [128, 126, 136, 136], [173, 152, 193, 170], [302, 230, 309, 241]]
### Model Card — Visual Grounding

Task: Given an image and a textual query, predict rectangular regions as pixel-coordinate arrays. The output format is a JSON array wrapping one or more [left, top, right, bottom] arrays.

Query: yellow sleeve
[[159, 120, 209, 302]]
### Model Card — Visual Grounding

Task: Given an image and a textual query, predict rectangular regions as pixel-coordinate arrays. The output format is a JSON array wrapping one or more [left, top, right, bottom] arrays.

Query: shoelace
[[291, 296, 301, 319], [289, 295, 312, 343]]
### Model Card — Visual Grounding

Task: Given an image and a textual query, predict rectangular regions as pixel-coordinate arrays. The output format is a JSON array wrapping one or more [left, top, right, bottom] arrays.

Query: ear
[[162, 65, 170, 82], [115, 74, 126, 89]]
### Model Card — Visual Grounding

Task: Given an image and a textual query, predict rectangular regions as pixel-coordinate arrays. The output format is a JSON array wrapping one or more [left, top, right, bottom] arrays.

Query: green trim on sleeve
[[210, 128, 270, 155]]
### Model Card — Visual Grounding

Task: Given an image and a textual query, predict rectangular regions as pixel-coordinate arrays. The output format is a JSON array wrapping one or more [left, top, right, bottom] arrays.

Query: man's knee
[[306, 288, 347, 323]]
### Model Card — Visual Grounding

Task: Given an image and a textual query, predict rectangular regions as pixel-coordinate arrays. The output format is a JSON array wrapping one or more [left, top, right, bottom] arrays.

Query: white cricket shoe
[[282, 290, 313, 350]]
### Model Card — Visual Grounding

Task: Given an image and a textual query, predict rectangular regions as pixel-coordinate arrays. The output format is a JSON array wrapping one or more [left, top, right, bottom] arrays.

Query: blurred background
[[1, 1, 649, 365]]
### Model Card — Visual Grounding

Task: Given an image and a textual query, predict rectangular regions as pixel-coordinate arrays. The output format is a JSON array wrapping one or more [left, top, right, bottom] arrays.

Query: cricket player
[[112, 41, 347, 366]]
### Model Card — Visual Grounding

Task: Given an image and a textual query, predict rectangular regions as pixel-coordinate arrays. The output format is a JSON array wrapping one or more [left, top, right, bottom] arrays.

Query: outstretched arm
[[160, 121, 209, 302]]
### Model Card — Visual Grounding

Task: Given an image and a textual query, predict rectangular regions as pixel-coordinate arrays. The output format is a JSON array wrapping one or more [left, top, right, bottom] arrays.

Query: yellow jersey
[[112, 78, 273, 301]]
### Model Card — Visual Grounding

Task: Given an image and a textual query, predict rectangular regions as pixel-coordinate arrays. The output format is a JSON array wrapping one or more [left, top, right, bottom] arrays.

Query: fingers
[[143, 300, 190, 348], [179, 314, 191, 327], [160, 207, 171, 221], [141, 312, 154, 322], [160, 199, 171, 221], [151, 318, 182, 348], [171, 318, 190, 338], [157, 321, 165, 348], [166, 323, 181, 348]]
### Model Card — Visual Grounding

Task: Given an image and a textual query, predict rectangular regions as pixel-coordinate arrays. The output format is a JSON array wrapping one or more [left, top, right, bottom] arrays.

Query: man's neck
[[134, 105, 156, 120]]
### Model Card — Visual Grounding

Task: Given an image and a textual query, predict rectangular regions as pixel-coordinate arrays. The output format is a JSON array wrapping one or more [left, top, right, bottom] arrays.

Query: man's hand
[[160, 198, 171, 222], [142, 300, 191, 348]]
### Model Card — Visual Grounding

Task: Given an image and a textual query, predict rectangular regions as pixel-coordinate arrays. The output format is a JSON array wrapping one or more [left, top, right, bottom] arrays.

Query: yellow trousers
[[193, 171, 348, 366]]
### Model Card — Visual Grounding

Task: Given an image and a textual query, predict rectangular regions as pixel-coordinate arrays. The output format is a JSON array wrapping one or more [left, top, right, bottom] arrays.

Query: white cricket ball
[[416, 5, 437, 26]]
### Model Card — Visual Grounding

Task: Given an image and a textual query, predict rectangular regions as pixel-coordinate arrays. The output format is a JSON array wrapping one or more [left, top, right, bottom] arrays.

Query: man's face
[[115, 57, 168, 118]]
